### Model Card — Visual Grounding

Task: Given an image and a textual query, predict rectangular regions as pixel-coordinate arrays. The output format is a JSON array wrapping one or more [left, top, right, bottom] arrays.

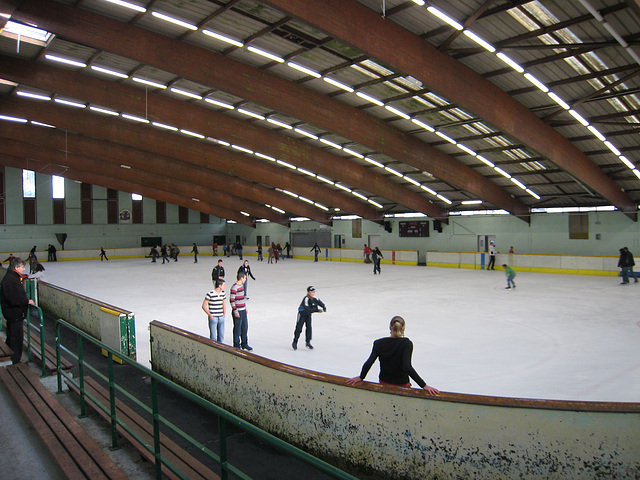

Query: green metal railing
[[24, 279, 47, 377], [55, 318, 358, 480], [26, 304, 47, 377]]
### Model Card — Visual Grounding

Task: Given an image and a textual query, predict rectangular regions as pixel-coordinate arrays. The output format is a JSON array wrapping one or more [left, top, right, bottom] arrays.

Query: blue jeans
[[233, 310, 249, 348], [621, 267, 630, 284], [507, 274, 516, 288], [208, 316, 224, 343]]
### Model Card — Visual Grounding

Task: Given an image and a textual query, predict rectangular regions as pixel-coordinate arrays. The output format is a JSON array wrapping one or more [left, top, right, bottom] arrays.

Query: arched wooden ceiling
[[1, 0, 639, 225]]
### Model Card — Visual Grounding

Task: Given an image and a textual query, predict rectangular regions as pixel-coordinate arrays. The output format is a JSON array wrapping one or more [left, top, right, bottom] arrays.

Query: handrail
[[23, 279, 47, 377], [55, 318, 358, 480], [26, 304, 47, 377]]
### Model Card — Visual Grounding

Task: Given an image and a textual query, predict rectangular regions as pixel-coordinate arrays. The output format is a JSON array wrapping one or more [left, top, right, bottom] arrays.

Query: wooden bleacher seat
[[66, 376, 220, 480], [0, 339, 12, 362], [0, 363, 129, 480], [22, 323, 73, 373]]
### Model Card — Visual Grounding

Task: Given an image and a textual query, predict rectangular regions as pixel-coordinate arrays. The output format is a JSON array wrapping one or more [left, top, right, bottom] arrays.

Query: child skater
[[292, 286, 326, 350]]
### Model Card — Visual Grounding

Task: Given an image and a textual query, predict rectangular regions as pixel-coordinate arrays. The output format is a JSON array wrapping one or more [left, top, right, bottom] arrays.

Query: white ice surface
[[42, 256, 640, 402]]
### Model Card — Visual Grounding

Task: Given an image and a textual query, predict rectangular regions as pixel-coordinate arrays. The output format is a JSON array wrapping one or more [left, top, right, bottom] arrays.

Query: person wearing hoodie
[[347, 316, 439, 395]]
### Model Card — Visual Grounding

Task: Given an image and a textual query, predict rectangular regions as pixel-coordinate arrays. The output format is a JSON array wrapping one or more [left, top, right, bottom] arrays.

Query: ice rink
[[39, 254, 640, 403]]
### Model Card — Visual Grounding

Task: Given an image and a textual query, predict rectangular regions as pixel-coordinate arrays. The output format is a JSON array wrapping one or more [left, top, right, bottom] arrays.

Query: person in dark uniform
[[292, 286, 326, 351], [212, 259, 225, 285]]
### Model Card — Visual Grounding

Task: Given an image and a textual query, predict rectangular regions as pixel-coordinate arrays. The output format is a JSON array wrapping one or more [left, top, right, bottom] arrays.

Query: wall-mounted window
[[200, 211, 209, 224], [22, 169, 36, 224], [52, 176, 65, 199], [52, 176, 65, 224], [132, 193, 143, 224]]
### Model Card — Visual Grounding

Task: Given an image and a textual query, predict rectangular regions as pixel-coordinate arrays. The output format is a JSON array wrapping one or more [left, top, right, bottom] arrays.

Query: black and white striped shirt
[[205, 290, 225, 316]]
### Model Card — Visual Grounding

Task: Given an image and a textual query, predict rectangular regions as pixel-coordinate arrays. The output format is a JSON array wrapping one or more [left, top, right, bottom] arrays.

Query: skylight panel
[[350, 64, 381, 79], [382, 80, 408, 95], [359, 60, 394, 76], [3, 21, 52, 42]]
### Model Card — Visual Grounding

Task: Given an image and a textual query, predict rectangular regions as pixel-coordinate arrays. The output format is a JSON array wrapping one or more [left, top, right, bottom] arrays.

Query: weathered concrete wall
[[149, 321, 640, 479], [37, 281, 131, 345]]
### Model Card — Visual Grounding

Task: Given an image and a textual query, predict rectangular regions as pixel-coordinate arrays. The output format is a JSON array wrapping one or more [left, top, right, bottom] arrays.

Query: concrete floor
[[39, 255, 640, 403]]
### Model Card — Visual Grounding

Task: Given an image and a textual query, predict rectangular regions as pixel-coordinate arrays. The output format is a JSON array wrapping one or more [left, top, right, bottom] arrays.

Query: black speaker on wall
[[433, 219, 443, 233], [384, 221, 392, 233]]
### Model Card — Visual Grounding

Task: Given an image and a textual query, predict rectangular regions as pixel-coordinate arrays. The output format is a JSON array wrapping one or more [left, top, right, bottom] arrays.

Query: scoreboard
[[399, 220, 429, 237]]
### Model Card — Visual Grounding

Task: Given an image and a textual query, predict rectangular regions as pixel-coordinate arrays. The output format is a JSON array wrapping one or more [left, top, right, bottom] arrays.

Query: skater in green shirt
[[503, 264, 516, 289]]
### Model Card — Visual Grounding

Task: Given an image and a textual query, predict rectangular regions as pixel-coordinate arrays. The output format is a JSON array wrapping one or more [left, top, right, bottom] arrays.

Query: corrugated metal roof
[[1, 0, 638, 218]]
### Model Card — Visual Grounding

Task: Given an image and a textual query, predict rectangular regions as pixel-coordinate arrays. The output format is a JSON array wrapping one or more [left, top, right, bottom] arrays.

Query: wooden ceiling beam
[[0, 125, 291, 223], [0, 57, 383, 220], [0, 146, 256, 226]]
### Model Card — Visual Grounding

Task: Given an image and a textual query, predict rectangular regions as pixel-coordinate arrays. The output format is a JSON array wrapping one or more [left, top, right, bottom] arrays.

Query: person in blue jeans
[[372, 247, 383, 274], [202, 278, 226, 343], [503, 264, 516, 289], [618, 247, 637, 285], [230, 273, 252, 351]]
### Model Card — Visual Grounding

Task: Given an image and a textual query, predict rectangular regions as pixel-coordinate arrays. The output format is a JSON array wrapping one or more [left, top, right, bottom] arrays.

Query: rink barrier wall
[[2, 248, 620, 276], [36, 281, 136, 360], [149, 320, 640, 480], [426, 251, 619, 276], [0, 247, 419, 265]]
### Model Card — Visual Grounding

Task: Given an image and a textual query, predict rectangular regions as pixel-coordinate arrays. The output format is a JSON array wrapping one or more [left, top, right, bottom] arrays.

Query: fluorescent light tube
[[463, 30, 495, 52], [427, 6, 463, 30], [132, 77, 167, 89], [54, 98, 86, 108], [91, 65, 128, 78], [202, 30, 244, 47], [151, 11, 197, 30], [287, 62, 321, 78], [356, 91, 384, 106], [323, 77, 354, 92], [496, 52, 524, 73], [385, 105, 410, 119], [247, 46, 284, 63], [17, 91, 51, 101], [45, 55, 86, 68], [170, 88, 202, 100], [205, 98, 234, 109]]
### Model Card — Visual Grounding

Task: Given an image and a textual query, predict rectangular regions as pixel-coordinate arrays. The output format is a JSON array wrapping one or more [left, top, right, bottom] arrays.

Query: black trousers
[[6, 319, 24, 364], [293, 314, 312, 345]]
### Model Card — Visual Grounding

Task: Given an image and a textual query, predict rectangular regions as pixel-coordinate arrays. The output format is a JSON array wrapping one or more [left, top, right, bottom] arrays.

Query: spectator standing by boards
[[1, 257, 35, 364]]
